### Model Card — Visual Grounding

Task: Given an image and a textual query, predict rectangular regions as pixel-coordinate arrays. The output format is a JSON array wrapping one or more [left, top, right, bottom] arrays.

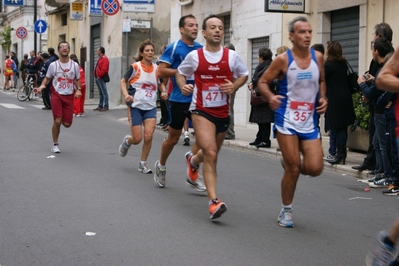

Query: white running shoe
[[138, 162, 153, 174], [51, 145, 60, 153], [119, 135, 131, 157], [183, 131, 190, 146], [154, 160, 166, 188]]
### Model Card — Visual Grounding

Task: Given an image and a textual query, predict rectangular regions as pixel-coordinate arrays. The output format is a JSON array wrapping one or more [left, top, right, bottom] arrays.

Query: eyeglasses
[[327, 41, 335, 47], [59, 45, 69, 49]]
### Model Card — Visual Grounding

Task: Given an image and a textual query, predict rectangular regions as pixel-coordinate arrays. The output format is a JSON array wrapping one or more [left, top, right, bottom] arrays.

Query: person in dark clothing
[[359, 38, 393, 188], [352, 22, 394, 172], [248, 47, 275, 148], [48, 47, 59, 63], [19, 54, 28, 85], [324, 41, 356, 164], [25, 50, 41, 86], [157, 45, 169, 127], [38, 53, 52, 110], [10, 51, 19, 87]]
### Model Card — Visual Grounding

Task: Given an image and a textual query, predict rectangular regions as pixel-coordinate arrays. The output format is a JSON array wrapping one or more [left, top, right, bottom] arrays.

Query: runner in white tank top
[[256, 17, 327, 228]]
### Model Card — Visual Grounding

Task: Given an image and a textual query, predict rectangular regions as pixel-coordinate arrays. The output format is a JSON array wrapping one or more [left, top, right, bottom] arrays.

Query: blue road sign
[[123, 0, 154, 3], [3, 0, 24, 7], [34, 20, 47, 34], [90, 0, 102, 16]]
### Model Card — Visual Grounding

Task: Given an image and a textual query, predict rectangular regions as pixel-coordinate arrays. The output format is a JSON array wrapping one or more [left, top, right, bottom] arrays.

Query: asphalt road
[[0, 91, 398, 266]]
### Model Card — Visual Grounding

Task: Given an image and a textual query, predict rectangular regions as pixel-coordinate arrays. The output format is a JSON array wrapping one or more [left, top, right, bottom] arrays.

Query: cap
[[41, 53, 50, 59]]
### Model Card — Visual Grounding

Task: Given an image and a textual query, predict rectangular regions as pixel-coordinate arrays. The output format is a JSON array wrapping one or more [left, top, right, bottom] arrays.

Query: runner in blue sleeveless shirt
[[257, 16, 328, 228]]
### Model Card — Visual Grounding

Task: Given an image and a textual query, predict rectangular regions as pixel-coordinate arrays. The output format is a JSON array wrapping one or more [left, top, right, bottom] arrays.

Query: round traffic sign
[[101, 0, 120, 16], [16, 27, 28, 39]]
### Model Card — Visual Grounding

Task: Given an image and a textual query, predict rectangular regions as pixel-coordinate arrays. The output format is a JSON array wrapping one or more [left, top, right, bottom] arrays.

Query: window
[[61, 13, 67, 26]]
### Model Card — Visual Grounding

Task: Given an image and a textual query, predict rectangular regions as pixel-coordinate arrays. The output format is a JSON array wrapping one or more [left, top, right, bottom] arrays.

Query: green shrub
[[352, 93, 370, 130]]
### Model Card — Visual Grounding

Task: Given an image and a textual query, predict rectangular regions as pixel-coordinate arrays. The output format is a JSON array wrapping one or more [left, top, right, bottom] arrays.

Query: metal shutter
[[91, 24, 101, 99], [251, 37, 269, 76], [331, 6, 359, 72], [223, 15, 231, 45]]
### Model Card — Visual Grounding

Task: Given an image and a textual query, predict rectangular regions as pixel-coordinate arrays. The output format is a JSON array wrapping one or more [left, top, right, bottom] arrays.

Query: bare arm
[[315, 51, 327, 114], [35, 77, 51, 94], [120, 77, 133, 103], [176, 72, 194, 96], [376, 47, 399, 92], [158, 62, 177, 79], [220, 76, 248, 95], [158, 78, 168, 100]]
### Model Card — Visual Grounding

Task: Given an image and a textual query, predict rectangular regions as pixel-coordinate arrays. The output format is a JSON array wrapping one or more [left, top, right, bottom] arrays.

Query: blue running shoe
[[277, 208, 294, 228]]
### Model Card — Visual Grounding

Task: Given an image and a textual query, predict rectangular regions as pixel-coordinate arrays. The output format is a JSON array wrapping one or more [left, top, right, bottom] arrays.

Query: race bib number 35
[[202, 83, 227, 108]]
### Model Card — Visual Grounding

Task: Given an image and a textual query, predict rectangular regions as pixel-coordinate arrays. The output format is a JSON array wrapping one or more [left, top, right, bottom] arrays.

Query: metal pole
[[33, 0, 37, 53], [125, 32, 128, 70]]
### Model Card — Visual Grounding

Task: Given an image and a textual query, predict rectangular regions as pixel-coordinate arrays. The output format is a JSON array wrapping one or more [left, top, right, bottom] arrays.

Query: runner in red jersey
[[176, 15, 248, 220]]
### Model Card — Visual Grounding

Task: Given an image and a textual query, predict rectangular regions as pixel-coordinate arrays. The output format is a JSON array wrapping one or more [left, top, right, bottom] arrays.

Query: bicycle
[[17, 72, 36, 102]]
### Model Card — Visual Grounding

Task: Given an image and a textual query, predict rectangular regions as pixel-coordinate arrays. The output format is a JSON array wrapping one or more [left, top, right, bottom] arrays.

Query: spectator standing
[[35, 41, 82, 153], [3, 55, 15, 90], [324, 41, 356, 164], [176, 15, 248, 219], [94, 47, 110, 111], [48, 47, 59, 63], [118, 39, 163, 174], [156, 45, 169, 127], [10, 51, 19, 89], [352, 23, 394, 173], [37, 53, 52, 110], [248, 47, 275, 148], [359, 37, 393, 188], [70, 54, 86, 117], [153, 14, 205, 191], [19, 54, 28, 85], [224, 43, 237, 140], [257, 16, 327, 228], [25, 50, 41, 86]]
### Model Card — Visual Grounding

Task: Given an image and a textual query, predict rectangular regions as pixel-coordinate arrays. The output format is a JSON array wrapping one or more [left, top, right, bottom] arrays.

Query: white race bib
[[202, 83, 227, 108]]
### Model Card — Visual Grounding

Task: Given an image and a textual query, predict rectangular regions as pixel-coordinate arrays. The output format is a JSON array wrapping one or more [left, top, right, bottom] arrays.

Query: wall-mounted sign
[[122, 19, 131, 33], [3, 0, 23, 7], [89, 0, 102, 16], [123, 0, 154, 13], [265, 0, 305, 13], [130, 20, 151, 29], [70, 2, 83, 20]]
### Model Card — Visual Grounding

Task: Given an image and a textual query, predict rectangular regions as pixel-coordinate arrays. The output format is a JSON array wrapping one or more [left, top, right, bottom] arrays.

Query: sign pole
[[125, 32, 129, 70], [34, 0, 37, 53]]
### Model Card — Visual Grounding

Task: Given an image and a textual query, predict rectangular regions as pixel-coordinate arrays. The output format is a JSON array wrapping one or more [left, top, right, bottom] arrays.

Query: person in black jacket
[[37, 53, 52, 110], [248, 47, 275, 148], [324, 41, 356, 164], [352, 22, 394, 173], [358, 37, 392, 187]]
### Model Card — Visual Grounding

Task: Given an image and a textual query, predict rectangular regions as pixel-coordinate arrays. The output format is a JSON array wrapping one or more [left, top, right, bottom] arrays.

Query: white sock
[[282, 204, 292, 209]]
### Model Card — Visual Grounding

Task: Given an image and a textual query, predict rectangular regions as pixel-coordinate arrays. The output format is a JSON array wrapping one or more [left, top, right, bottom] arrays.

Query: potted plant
[[347, 93, 370, 152]]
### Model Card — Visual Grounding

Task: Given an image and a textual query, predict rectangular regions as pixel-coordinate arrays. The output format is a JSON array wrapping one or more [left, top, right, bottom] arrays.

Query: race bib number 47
[[202, 83, 227, 108]]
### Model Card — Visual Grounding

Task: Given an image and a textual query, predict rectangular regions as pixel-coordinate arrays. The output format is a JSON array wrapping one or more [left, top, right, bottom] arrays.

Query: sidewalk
[[222, 124, 370, 180]]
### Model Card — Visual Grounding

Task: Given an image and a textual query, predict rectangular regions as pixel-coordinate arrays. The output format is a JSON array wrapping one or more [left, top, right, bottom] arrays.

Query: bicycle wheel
[[16, 83, 31, 102]]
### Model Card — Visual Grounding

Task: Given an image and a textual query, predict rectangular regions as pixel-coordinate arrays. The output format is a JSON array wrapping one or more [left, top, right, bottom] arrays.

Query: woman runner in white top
[[118, 39, 165, 174]]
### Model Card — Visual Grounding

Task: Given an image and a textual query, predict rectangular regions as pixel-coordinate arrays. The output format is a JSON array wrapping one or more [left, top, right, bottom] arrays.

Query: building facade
[[2, 0, 399, 130]]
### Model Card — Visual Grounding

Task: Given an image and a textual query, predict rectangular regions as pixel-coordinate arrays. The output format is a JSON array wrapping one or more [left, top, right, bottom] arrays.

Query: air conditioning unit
[[177, 0, 193, 6]]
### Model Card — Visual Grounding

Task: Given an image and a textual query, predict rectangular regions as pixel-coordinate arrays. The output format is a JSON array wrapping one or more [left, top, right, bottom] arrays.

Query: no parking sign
[[16, 26, 27, 39], [101, 0, 120, 16]]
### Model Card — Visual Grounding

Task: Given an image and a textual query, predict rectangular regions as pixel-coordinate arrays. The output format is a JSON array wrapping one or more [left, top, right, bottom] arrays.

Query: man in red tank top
[[176, 15, 248, 220]]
